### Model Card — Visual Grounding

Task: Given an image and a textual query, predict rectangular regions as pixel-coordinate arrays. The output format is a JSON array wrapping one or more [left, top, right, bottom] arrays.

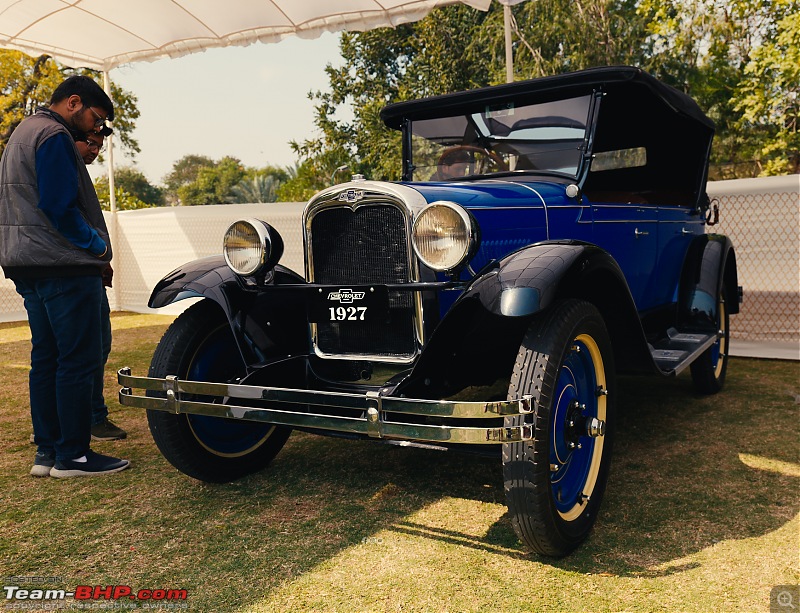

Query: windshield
[[409, 95, 592, 181]]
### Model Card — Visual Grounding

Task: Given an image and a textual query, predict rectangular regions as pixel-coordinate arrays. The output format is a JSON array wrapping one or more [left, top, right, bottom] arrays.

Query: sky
[[98, 33, 346, 185]]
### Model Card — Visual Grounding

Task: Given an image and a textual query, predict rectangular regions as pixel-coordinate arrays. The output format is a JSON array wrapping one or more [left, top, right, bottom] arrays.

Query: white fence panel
[[109, 202, 304, 314]]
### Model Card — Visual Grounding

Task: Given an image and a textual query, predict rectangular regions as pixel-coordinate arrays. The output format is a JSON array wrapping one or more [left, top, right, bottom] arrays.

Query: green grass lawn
[[1, 312, 798, 612]]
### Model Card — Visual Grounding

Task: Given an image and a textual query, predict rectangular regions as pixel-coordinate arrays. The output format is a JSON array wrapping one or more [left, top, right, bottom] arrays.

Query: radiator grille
[[310, 204, 416, 358]]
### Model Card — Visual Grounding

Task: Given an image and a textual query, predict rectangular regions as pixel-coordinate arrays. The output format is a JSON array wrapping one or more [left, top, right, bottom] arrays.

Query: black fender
[[396, 241, 655, 399], [678, 234, 739, 331], [149, 256, 310, 368]]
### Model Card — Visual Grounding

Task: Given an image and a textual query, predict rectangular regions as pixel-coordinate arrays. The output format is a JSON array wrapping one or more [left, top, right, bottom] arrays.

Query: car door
[[591, 202, 659, 310]]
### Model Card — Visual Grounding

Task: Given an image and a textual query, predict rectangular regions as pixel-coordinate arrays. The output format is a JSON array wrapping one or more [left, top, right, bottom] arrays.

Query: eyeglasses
[[84, 138, 105, 153], [84, 104, 107, 128]]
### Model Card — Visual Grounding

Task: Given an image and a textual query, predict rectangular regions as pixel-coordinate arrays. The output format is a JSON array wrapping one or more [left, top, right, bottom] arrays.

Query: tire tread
[[503, 300, 615, 556]]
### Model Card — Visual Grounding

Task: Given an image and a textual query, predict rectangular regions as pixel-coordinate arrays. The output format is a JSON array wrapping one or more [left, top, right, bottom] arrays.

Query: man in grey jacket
[[0, 75, 130, 478]]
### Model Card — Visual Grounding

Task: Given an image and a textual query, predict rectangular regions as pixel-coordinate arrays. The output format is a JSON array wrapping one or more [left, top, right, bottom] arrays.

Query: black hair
[[69, 125, 113, 144], [50, 75, 114, 121]]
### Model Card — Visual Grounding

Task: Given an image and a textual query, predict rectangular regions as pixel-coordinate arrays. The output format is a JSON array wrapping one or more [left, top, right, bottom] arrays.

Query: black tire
[[503, 300, 616, 557], [690, 285, 730, 394], [147, 300, 290, 483]]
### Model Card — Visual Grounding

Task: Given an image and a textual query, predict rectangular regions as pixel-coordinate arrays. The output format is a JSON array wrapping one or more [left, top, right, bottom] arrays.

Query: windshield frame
[[403, 93, 601, 182]]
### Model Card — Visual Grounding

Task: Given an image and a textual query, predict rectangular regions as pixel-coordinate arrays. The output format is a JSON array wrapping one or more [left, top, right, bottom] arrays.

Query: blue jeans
[[14, 276, 104, 461], [92, 291, 112, 426]]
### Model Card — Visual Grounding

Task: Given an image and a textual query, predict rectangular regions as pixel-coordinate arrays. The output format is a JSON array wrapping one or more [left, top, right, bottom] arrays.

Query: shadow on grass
[[131, 359, 798, 584], [3, 329, 798, 609], [370, 358, 799, 576], [245, 357, 797, 576], [531, 358, 799, 575]]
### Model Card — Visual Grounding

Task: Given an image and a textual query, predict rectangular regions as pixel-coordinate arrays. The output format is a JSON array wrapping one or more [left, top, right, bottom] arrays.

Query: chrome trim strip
[[118, 369, 535, 445]]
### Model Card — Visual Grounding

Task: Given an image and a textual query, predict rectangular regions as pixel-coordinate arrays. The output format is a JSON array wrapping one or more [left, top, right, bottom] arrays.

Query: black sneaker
[[30, 451, 55, 478], [91, 419, 127, 441], [50, 450, 130, 478]]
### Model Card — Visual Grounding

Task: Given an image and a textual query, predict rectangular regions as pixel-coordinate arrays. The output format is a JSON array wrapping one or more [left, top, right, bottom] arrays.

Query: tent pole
[[102, 71, 117, 214], [102, 70, 120, 313], [504, 4, 513, 83]]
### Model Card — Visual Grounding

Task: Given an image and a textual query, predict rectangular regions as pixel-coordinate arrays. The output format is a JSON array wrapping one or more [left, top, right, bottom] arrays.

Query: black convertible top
[[381, 66, 715, 209], [380, 66, 714, 131]]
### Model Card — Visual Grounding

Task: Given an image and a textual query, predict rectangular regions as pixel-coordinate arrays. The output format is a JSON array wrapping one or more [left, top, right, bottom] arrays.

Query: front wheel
[[503, 300, 616, 557], [147, 300, 290, 483]]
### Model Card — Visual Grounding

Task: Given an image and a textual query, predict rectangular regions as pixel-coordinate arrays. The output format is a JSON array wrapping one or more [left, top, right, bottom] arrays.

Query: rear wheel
[[690, 285, 730, 394], [503, 300, 616, 557], [147, 300, 290, 482]]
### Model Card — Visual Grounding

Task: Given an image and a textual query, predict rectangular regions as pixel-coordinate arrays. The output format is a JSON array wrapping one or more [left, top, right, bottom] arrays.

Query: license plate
[[309, 286, 389, 323]]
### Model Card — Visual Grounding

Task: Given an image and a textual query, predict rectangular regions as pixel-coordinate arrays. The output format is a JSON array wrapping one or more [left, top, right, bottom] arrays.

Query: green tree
[[246, 164, 290, 184], [487, 0, 650, 78], [292, 0, 796, 183], [95, 167, 164, 207], [162, 154, 215, 205], [230, 163, 296, 202], [93, 177, 153, 211], [290, 5, 497, 184], [177, 156, 246, 205], [275, 160, 326, 202], [735, 8, 800, 175], [0, 51, 139, 157], [229, 174, 281, 203], [638, 0, 796, 178], [292, 2, 649, 183]]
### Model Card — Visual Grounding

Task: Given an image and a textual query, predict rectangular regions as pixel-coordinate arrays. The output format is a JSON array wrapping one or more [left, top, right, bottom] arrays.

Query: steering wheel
[[436, 145, 508, 179]]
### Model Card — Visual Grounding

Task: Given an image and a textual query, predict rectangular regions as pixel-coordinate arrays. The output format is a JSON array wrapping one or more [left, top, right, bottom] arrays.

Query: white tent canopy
[[0, 0, 528, 211], [0, 0, 496, 72]]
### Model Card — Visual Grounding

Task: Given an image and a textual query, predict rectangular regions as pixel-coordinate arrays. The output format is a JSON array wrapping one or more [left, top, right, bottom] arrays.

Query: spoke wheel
[[147, 300, 290, 482], [503, 300, 615, 556]]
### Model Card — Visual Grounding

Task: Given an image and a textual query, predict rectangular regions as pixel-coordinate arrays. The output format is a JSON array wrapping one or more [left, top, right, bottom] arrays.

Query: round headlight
[[223, 219, 271, 276], [412, 202, 478, 272]]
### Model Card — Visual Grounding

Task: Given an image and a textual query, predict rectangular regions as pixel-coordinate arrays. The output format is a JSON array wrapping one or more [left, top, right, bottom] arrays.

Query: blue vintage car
[[120, 66, 740, 556]]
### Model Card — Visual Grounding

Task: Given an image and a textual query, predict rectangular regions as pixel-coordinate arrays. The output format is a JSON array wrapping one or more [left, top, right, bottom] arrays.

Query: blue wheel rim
[[550, 335, 606, 521], [186, 326, 274, 457]]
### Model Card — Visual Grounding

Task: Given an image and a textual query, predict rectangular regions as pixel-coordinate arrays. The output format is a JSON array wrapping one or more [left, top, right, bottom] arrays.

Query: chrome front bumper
[[118, 368, 535, 444]]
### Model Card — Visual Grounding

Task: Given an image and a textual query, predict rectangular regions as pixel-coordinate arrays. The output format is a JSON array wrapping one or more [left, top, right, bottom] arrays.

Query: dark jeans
[[92, 291, 112, 426], [14, 276, 104, 461]]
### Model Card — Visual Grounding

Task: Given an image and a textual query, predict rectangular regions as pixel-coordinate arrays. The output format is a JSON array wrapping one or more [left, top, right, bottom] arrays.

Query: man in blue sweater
[[0, 76, 130, 477]]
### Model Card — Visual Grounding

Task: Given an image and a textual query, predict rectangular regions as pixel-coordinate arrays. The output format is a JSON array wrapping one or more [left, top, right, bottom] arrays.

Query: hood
[[405, 178, 573, 210]]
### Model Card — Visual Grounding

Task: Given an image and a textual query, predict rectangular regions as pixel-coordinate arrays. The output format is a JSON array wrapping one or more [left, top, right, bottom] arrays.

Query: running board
[[649, 328, 720, 375]]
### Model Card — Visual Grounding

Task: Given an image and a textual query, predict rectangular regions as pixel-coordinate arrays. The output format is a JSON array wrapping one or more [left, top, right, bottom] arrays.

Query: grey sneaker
[[30, 451, 55, 478], [91, 419, 127, 441], [50, 450, 130, 478]]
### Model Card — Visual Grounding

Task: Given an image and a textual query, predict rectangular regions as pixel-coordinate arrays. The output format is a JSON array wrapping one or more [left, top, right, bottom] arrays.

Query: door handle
[[680, 227, 694, 235], [634, 228, 649, 237]]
